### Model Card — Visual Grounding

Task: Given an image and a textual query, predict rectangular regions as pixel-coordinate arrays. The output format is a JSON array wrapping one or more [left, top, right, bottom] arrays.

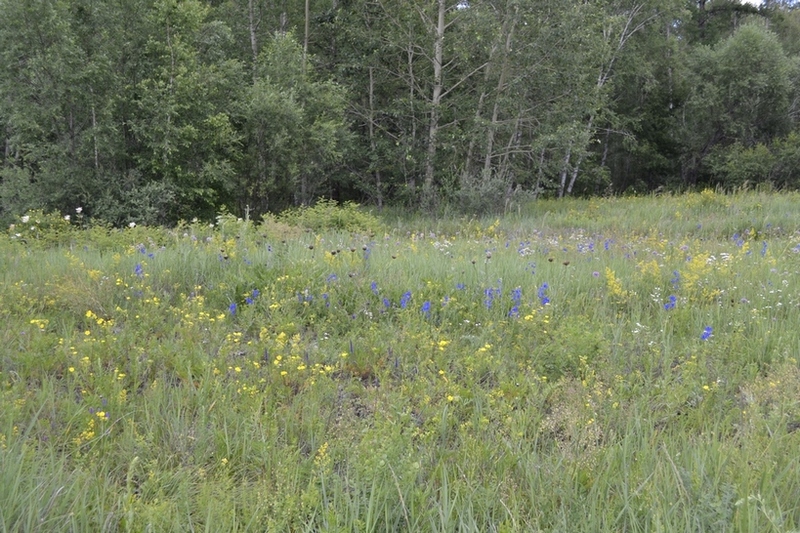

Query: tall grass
[[2, 191, 800, 531]]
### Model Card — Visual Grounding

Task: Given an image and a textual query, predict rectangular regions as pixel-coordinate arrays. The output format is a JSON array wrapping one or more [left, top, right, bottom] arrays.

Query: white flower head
[[128, 221, 136, 228], [64, 215, 71, 221], [76, 207, 83, 214], [21, 215, 30, 223]]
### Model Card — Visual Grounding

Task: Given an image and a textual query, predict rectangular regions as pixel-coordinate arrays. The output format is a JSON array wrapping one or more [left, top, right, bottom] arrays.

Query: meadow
[[2, 191, 800, 532]]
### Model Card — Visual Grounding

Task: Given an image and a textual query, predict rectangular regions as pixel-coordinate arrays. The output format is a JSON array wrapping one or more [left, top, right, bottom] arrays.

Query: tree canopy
[[1, 0, 798, 223]]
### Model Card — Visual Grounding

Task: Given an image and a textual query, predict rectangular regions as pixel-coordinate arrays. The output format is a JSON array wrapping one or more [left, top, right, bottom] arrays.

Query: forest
[[1, 0, 800, 225]]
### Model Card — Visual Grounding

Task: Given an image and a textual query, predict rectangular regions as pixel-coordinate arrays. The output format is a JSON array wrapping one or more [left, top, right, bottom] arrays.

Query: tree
[[237, 33, 351, 212], [680, 22, 793, 185]]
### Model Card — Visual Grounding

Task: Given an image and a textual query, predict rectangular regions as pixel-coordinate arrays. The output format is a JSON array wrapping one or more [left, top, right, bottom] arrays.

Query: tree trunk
[[248, 0, 259, 79], [368, 66, 382, 209], [559, 144, 572, 198], [406, 44, 417, 193], [423, 0, 446, 201], [482, 4, 517, 180], [303, 0, 310, 69]]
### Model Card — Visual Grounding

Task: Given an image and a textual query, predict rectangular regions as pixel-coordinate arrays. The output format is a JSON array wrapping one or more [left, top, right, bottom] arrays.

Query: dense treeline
[[1, 0, 799, 224]]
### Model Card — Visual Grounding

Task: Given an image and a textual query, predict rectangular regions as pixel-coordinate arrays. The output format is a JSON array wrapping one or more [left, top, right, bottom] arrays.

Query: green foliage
[[236, 33, 352, 213], [278, 199, 383, 233], [2, 0, 800, 223], [6, 210, 76, 248], [708, 132, 800, 189], [682, 23, 794, 184], [708, 142, 776, 188]]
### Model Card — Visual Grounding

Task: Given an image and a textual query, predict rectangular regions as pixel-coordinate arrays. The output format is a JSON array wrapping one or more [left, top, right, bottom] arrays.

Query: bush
[[278, 199, 383, 233], [772, 132, 800, 188], [6, 209, 75, 248], [708, 142, 775, 188]]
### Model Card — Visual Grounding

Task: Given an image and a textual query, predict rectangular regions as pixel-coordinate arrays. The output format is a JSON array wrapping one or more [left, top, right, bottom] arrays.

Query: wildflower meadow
[[2, 191, 800, 531]]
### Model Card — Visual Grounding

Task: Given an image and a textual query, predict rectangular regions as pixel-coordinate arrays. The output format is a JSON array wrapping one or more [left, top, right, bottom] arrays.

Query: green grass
[[2, 190, 800, 531]]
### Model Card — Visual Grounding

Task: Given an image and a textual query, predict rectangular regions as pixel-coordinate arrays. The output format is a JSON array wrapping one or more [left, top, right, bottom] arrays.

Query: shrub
[[6, 209, 75, 248], [278, 199, 383, 233]]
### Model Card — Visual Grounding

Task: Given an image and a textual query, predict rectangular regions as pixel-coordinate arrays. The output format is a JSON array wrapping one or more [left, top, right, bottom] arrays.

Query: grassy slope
[[2, 191, 800, 532]]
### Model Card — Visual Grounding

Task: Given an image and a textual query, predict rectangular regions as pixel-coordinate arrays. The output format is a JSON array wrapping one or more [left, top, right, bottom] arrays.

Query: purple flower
[[400, 291, 412, 309], [592, 271, 600, 278], [511, 287, 522, 304], [484, 287, 498, 309], [537, 283, 550, 305], [701, 326, 713, 341]]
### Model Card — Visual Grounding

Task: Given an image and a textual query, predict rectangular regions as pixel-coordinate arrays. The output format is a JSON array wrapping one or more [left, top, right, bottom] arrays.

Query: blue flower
[[421, 301, 431, 317], [400, 291, 412, 309], [371, 281, 379, 294], [761, 241, 768, 257], [245, 288, 260, 305], [322, 293, 330, 307], [701, 326, 713, 341], [511, 287, 522, 304], [537, 283, 550, 305], [671, 270, 680, 288], [484, 287, 498, 309], [134, 263, 143, 278], [229, 302, 237, 316], [383, 297, 391, 309], [455, 283, 466, 290], [508, 305, 519, 318], [327, 273, 338, 283], [664, 295, 677, 310]]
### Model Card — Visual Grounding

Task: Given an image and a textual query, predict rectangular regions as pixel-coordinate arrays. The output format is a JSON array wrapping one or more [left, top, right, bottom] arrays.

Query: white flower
[[128, 222, 136, 228], [76, 207, 83, 214], [21, 215, 29, 223], [64, 215, 71, 221]]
